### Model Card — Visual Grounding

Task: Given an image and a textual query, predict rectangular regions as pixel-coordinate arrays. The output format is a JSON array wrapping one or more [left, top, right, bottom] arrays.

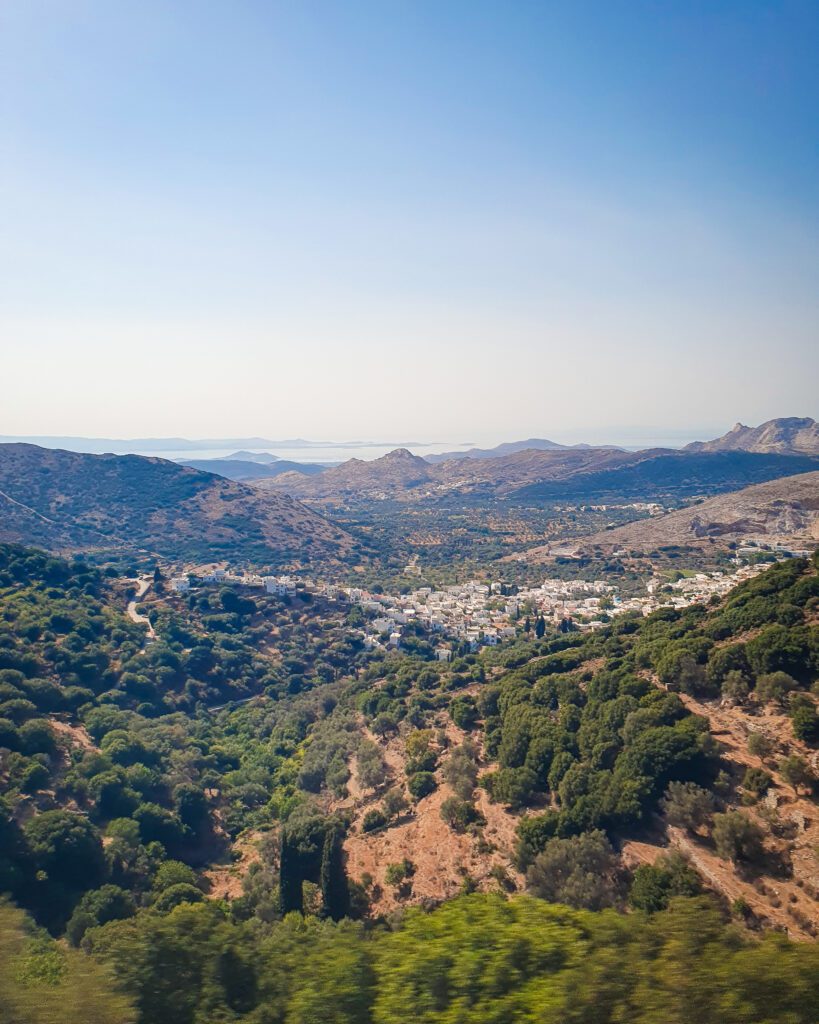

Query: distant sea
[[133, 442, 473, 464], [1, 433, 704, 463]]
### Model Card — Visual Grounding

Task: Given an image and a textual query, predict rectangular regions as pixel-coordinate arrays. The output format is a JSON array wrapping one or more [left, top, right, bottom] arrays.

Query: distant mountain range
[[685, 417, 819, 455], [178, 458, 326, 482], [265, 442, 819, 506], [221, 450, 281, 464], [0, 444, 353, 563], [425, 438, 624, 462]]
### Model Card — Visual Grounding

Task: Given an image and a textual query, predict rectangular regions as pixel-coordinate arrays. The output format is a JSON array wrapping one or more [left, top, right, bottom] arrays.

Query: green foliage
[[747, 731, 775, 759], [629, 852, 702, 913], [712, 811, 765, 864], [362, 808, 388, 833], [661, 780, 715, 832], [742, 766, 773, 799], [778, 754, 815, 792], [407, 771, 437, 800], [320, 825, 349, 921], [439, 796, 482, 833], [357, 738, 388, 791], [0, 899, 135, 1023], [526, 830, 625, 910]]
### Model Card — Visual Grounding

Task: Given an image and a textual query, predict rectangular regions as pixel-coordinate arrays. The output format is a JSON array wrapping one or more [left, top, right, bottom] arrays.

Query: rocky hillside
[[0, 443, 353, 564], [265, 446, 646, 501], [265, 447, 436, 500], [547, 471, 819, 557], [688, 417, 819, 455]]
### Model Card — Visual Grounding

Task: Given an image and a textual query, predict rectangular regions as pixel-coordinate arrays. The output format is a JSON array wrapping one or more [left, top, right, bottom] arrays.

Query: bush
[[747, 732, 775, 759], [791, 703, 819, 744], [362, 808, 387, 833], [484, 766, 537, 809], [742, 767, 773, 799], [384, 858, 415, 887], [440, 796, 482, 833], [778, 755, 814, 793], [153, 860, 199, 891], [629, 852, 701, 913], [661, 781, 715, 833], [407, 772, 437, 800], [712, 811, 765, 864], [153, 882, 204, 913], [526, 830, 625, 910]]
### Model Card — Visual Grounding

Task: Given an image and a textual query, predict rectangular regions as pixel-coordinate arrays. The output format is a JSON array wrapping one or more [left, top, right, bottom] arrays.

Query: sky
[[1, 1, 818, 447]]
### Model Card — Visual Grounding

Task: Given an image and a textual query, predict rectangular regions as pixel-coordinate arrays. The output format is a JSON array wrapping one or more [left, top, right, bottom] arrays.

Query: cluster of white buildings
[[169, 569, 299, 596], [644, 563, 768, 611], [165, 552, 797, 656], [345, 561, 778, 651], [343, 580, 518, 653]]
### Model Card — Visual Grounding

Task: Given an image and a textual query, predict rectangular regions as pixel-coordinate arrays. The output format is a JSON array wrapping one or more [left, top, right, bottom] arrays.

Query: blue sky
[[1, 1, 817, 444]]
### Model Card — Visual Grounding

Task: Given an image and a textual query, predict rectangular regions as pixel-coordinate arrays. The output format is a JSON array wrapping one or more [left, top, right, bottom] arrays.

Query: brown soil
[[203, 829, 264, 900], [48, 717, 98, 752], [339, 719, 524, 915], [621, 682, 819, 939]]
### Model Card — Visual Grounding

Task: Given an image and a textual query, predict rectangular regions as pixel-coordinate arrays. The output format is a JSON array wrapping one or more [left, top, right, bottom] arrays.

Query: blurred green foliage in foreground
[[4, 893, 817, 1024]]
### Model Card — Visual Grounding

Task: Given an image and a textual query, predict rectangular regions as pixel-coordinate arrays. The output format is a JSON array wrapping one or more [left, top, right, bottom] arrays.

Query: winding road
[[127, 577, 157, 641]]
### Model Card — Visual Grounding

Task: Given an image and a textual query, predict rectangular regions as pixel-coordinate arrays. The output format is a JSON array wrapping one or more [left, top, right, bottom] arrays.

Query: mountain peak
[[380, 447, 424, 461], [688, 417, 819, 455]]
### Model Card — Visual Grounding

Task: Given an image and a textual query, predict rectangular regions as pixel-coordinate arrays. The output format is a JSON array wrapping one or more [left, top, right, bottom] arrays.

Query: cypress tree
[[279, 831, 302, 915], [320, 824, 349, 921]]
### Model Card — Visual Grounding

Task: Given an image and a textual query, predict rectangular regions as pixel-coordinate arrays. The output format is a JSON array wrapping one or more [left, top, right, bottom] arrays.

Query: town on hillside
[[163, 555, 786, 656]]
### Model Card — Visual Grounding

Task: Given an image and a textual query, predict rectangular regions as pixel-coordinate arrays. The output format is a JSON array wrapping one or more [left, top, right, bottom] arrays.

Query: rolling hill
[[535, 471, 819, 558], [178, 458, 325, 481], [0, 443, 352, 563], [508, 451, 819, 504], [425, 437, 623, 462], [263, 447, 437, 500]]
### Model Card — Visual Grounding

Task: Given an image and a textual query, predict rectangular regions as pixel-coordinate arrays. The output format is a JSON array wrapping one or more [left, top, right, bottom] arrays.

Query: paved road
[[127, 577, 156, 640], [207, 694, 261, 713]]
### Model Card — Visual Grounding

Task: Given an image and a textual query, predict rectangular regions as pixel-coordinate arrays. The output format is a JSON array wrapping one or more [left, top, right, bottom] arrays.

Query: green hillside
[[1, 543, 817, 1023]]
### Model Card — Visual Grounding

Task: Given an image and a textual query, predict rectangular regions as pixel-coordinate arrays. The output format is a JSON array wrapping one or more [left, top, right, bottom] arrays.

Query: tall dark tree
[[535, 615, 546, 639], [279, 832, 302, 915], [320, 823, 349, 921]]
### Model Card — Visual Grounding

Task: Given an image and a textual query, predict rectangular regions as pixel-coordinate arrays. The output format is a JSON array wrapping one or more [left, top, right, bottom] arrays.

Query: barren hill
[[544, 471, 819, 557], [687, 417, 819, 455], [0, 443, 353, 563], [266, 444, 819, 507], [261, 447, 436, 500], [265, 446, 645, 502]]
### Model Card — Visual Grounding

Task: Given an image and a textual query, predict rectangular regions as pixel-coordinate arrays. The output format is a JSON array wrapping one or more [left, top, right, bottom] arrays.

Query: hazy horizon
[[0, 420, 808, 462], [2, 3, 818, 439]]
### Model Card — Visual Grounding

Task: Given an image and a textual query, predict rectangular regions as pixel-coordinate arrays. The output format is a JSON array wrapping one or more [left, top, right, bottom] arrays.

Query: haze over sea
[[105, 430, 710, 463]]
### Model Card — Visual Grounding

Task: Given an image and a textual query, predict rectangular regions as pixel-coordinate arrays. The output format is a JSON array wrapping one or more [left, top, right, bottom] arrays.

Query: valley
[[1, 418, 818, 1023]]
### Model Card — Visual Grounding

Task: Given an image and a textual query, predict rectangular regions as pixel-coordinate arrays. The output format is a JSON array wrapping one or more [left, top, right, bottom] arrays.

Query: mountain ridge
[[686, 417, 819, 455], [528, 470, 819, 559], [0, 443, 352, 563], [264, 443, 819, 505]]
